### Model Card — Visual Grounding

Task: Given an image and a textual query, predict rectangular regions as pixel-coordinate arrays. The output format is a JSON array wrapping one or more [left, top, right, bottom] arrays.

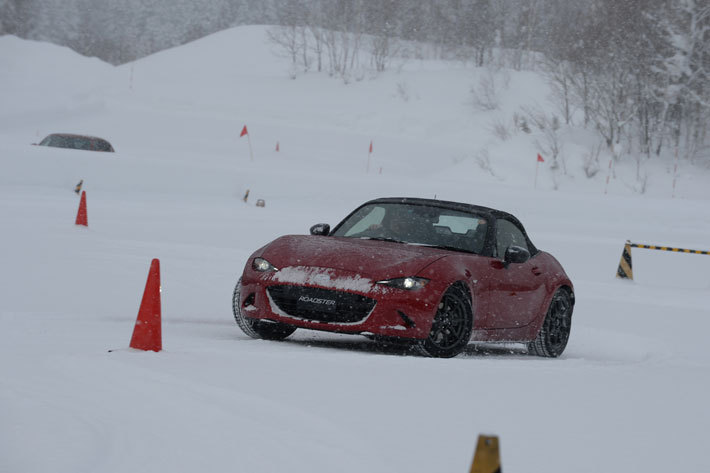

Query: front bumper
[[240, 266, 443, 339]]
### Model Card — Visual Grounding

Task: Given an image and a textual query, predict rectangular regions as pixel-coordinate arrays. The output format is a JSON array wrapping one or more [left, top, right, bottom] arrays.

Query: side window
[[495, 219, 528, 258]]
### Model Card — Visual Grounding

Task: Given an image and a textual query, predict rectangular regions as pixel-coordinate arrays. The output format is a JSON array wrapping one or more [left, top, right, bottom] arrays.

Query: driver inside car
[[363, 210, 411, 239]]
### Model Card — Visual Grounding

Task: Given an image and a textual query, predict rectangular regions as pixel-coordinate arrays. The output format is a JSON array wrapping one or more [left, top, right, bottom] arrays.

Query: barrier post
[[469, 435, 501, 473], [616, 241, 634, 280]]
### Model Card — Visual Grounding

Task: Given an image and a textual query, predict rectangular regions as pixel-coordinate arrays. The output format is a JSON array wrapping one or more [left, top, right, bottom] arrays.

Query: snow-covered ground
[[1, 26, 709, 473]]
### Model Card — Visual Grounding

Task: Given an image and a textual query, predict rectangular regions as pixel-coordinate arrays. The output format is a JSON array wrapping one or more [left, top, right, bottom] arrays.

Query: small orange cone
[[130, 259, 162, 352], [75, 191, 88, 226]]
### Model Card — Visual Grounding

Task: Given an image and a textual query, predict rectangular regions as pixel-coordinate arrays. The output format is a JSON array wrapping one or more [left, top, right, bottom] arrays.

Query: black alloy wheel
[[528, 288, 573, 357], [416, 284, 473, 358]]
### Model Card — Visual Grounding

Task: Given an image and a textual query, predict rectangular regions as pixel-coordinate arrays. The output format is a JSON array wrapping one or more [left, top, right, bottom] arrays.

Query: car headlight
[[376, 276, 429, 290], [252, 257, 278, 272]]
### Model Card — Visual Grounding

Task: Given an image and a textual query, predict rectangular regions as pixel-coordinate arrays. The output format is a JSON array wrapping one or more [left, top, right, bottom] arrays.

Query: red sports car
[[233, 197, 574, 358]]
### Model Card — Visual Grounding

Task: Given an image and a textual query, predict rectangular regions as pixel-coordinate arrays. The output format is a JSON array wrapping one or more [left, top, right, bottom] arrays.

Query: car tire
[[415, 283, 473, 358], [527, 287, 573, 357], [232, 278, 296, 340]]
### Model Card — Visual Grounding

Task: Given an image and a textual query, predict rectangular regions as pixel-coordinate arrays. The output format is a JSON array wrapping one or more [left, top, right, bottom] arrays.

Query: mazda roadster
[[232, 197, 574, 358]]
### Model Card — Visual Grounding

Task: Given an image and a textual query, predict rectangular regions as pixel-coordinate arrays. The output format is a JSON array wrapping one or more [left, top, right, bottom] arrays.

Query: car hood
[[261, 235, 447, 279]]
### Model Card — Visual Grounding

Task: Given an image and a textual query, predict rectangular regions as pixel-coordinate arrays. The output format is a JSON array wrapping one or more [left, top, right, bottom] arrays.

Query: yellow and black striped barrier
[[617, 240, 710, 280], [629, 242, 710, 255]]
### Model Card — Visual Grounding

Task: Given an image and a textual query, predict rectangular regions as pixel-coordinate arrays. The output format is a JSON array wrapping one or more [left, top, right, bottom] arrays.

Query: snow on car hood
[[262, 235, 446, 280]]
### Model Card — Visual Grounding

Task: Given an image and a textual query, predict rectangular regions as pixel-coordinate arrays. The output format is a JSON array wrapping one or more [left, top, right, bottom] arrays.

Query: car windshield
[[332, 203, 489, 254], [43, 135, 91, 150]]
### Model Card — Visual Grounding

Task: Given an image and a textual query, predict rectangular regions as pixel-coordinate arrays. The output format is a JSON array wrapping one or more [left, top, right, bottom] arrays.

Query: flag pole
[[604, 143, 615, 195], [240, 125, 253, 161], [672, 143, 679, 198], [535, 161, 539, 189], [535, 153, 544, 189]]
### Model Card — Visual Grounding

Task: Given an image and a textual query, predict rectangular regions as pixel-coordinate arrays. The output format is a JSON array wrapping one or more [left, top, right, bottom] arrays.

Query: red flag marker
[[240, 125, 253, 161], [534, 154, 544, 189], [75, 191, 88, 226], [130, 259, 162, 352]]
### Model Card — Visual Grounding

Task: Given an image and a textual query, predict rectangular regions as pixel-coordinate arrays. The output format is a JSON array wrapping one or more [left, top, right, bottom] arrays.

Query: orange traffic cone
[[130, 259, 162, 352], [75, 191, 88, 226]]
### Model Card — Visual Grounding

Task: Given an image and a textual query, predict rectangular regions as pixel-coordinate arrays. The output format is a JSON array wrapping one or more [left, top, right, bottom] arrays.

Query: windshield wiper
[[416, 243, 477, 254], [359, 236, 405, 244]]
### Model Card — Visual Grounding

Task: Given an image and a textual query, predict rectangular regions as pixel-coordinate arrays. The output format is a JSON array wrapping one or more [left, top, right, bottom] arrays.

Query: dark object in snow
[[36, 133, 115, 152], [233, 197, 575, 358]]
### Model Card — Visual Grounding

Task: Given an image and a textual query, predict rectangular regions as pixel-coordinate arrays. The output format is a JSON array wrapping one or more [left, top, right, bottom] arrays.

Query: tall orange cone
[[75, 191, 88, 226], [130, 258, 162, 352]]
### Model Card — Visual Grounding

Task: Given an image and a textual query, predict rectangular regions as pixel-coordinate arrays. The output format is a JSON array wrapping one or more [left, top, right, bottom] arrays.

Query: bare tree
[[541, 57, 576, 125], [267, 25, 302, 75], [656, 0, 710, 162], [582, 141, 603, 178], [307, 25, 325, 73]]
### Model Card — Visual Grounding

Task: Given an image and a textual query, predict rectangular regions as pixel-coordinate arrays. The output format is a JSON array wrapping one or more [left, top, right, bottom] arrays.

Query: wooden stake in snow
[[240, 125, 253, 161], [367, 140, 373, 174], [604, 143, 616, 195], [672, 144, 679, 198], [604, 158, 613, 195]]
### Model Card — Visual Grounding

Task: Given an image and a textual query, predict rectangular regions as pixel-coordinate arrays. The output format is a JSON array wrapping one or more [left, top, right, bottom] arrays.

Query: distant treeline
[[2, 0, 708, 166]]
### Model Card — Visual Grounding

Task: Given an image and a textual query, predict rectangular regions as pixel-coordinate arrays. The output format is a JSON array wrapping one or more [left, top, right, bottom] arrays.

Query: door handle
[[531, 266, 542, 276]]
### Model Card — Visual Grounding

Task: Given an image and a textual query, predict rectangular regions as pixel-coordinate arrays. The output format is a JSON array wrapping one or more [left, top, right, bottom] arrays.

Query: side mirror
[[503, 245, 530, 266], [310, 223, 330, 236]]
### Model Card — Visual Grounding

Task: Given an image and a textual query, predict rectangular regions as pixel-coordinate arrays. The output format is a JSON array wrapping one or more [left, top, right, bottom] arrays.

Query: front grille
[[267, 285, 376, 324]]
